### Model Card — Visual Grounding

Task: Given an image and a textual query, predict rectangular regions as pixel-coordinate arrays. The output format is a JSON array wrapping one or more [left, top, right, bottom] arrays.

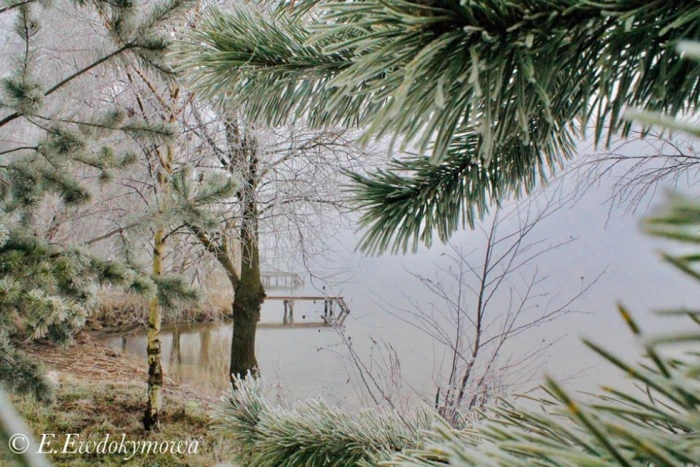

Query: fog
[[107, 140, 697, 409]]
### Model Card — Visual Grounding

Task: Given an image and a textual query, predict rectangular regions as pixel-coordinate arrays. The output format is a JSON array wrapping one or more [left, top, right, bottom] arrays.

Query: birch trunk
[[144, 139, 174, 431], [144, 226, 165, 431]]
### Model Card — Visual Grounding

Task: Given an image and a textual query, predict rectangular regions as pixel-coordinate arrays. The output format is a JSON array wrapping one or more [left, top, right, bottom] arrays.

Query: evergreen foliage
[[216, 376, 438, 467], [182, 0, 700, 254], [0, 226, 156, 400], [0, 0, 192, 400]]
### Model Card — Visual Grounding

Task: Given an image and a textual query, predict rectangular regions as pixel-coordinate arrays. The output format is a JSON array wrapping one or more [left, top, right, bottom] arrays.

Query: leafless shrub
[[567, 129, 700, 218], [337, 192, 603, 426]]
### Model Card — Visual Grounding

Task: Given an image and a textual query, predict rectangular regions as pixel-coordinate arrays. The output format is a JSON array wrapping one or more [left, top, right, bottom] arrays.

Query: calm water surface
[[103, 167, 697, 407]]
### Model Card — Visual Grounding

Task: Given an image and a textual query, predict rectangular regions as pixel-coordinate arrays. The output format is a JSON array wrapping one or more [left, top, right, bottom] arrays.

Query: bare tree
[[185, 105, 378, 381], [338, 193, 603, 425]]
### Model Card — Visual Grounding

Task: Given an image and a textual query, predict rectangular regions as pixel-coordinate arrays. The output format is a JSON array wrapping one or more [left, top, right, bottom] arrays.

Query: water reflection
[[103, 316, 333, 398]]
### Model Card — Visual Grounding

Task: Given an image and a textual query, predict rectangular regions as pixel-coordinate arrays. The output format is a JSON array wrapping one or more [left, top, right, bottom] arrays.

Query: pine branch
[[216, 376, 438, 467], [151, 275, 199, 310], [184, 0, 700, 254], [0, 0, 192, 403], [0, 146, 37, 156], [385, 40, 700, 467], [0, 44, 133, 128], [43, 44, 133, 96], [179, 6, 361, 125], [0, 341, 52, 402], [348, 121, 573, 254]]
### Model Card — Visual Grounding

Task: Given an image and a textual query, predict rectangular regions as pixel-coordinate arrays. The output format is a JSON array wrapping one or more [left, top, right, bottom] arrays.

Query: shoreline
[[7, 336, 229, 466]]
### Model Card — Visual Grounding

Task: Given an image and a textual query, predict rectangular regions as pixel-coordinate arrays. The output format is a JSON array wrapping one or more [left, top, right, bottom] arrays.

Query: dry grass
[[4, 379, 232, 466], [6, 337, 234, 467], [92, 288, 231, 331]]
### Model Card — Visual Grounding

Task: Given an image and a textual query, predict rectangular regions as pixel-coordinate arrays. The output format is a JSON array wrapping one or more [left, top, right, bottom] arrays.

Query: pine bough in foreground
[[213, 40, 700, 467], [215, 376, 438, 467], [183, 0, 700, 255]]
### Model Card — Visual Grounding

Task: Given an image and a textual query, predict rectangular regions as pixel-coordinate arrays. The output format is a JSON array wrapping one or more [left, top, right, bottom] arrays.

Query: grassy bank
[[3, 339, 233, 467]]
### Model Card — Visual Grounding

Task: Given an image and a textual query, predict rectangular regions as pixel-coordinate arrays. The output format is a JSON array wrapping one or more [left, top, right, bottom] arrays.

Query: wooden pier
[[260, 271, 304, 289], [265, 296, 350, 326]]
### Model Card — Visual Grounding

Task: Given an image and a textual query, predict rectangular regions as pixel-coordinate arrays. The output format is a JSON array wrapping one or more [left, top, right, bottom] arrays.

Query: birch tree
[[92, 63, 231, 429]]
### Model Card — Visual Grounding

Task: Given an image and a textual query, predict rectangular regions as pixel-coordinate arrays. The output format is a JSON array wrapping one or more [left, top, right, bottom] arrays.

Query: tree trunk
[[229, 206, 265, 382], [143, 137, 174, 431], [144, 226, 165, 431]]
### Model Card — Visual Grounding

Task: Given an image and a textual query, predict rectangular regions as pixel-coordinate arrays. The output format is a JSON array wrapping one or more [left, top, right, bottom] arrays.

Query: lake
[[103, 164, 697, 409]]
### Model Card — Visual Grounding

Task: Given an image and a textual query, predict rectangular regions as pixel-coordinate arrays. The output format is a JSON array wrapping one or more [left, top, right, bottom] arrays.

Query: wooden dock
[[261, 271, 304, 289], [265, 295, 350, 326]]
